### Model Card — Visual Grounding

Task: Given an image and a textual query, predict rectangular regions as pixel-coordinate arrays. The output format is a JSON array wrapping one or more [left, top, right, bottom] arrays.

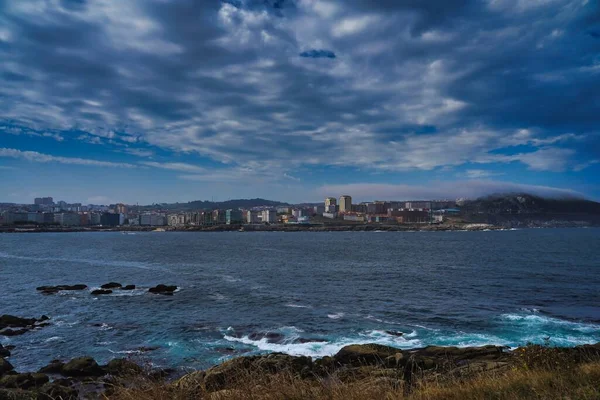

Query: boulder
[[294, 338, 328, 344], [148, 285, 178, 295], [334, 344, 401, 367], [101, 283, 122, 289], [204, 353, 312, 391], [61, 357, 104, 377], [0, 373, 49, 389], [248, 332, 285, 344], [91, 290, 112, 295], [121, 285, 136, 290], [38, 360, 65, 374], [105, 359, 143, 376], [0, 358, 14, 376], [0, 346, 10, 358]]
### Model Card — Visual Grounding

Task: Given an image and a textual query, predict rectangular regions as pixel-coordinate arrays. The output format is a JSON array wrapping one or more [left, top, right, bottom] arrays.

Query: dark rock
[[334, 344, 401, 367], [106, 359, 143, 376], [0, 388, 36, 399], [40, 288, 59, 295], [0, 316, 36, 329], [0, 359, 14, 376], [385, 330, 404, 337], [248, 332, 285, 344], [148, 284, 178, 295], [39, 381, 78, 400], [0, 329, 29, 337], [91, 290, 112, 295], [62, 357, 104, 377], [121, 285, 136, 290], [0, 373, 49, 389], [0, 346, 9, 358], [101, 282, 122, 289], [36, 285, 87, 292], [136, 346, 159, 353], [39, 316, 49, 322], [38, 360, 65, 374], [294, 338, 328, 344], [204, 353, 312, 391]]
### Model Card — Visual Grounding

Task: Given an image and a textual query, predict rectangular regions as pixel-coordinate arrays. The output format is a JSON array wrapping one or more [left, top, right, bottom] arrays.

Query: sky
[[1, 0, 599, 205]]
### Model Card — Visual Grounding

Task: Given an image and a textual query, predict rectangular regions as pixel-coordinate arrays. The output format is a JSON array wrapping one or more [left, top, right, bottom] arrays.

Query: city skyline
[[2, 1, 600, 204]]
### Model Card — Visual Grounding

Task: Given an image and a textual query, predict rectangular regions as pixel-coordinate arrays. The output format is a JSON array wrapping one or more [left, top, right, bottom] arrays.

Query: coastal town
[[0, 195, 462, 229]]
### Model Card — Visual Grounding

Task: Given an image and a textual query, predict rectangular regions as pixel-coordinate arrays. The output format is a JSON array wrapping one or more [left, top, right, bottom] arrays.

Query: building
[[89, 213, 102, 226], [322, 212, 337, 219], [27, 212, 43, 224], [405, 201, 431, 210], [212, 210, 226, 225], [261, 209, 277, 223], [344, 214, 365, 222], [100, 213, 120, 227], [226, 209, 244, 225], [34, 197, 54, 206], [114, 203, 127, 214], [325, 197, 337, 207], [246, 211, 260, 224], [339, 195, 352, 213], [140, 214, 166, 226], [313, 205, 325, 215]]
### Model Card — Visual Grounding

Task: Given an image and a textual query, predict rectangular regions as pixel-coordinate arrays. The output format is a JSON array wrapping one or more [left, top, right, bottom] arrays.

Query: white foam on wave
[[210, 293, 227, 300], [286, 304, 312, 309], [44, 336, 63, 343], [327, 312, 345, 320], [223, 328, 422, 358], [501, 314, 600, 333]]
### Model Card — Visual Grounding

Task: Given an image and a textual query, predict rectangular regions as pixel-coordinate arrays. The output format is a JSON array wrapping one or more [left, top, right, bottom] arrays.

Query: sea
[[1, 229, 599, 372]]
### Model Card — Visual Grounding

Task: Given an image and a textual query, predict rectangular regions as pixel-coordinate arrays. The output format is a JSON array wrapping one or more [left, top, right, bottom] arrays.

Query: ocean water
[[1, 229, 599, 372]]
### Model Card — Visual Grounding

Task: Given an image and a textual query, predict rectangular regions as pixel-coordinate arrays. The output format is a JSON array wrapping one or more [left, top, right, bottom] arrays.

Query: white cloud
[[332, 16, 376, 37], [464, 169, 504, 179], [318, 180, 584, 202], [140, 161, 205, 173], [0, 148, 137, 168]]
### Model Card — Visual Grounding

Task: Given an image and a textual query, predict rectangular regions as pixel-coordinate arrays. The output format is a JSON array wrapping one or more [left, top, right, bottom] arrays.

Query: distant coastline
[[1, 221, 596, 234]]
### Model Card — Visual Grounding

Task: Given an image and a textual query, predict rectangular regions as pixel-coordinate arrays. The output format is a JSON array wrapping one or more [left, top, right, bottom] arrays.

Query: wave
[[327, 312, 345, 320], [286, 304, 312, 309], [0, 251, 167, 272]]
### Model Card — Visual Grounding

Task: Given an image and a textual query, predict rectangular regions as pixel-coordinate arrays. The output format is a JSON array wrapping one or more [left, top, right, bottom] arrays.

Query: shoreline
[[2, 338, 600, 399], [1, 222, 597, 234]]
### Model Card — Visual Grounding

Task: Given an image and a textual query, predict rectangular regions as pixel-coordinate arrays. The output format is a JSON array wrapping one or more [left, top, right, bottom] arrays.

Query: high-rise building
[[34, 197, 54, 206], [325, 197, 337, 207], [339, 195, 352, 213]]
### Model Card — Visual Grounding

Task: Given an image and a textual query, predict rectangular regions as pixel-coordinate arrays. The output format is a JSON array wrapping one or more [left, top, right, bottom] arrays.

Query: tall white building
[[339, 195, 352, 213]]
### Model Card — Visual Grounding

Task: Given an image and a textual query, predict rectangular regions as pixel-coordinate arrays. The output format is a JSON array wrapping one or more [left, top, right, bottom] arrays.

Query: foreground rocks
[[2, 342, 600, 398]]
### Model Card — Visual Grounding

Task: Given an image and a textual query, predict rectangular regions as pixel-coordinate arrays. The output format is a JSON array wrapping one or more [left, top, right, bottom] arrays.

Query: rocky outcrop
[[61, 357, 104, 377], [122, 285, 136, 290], [91, 289, 112, 295], [38, 360, 65, 374], [0, 315, 50, 336], [106, 359, 143, 376], [0, 373, 49, 390], [101, 282, 122, 289], [148, 284, 178, 295], [0, 358, 14, 376], [36, 285, 87, 294], [0, 345, 10, 358]]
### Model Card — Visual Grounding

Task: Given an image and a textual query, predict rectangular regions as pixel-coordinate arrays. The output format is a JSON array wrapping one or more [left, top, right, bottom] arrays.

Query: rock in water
[[91, 290, 112, 295], [148, 284, 178, 295], [62, 357, 104, 377], [121, 285, 136, 290], [101, 282, 122, 289], [0, 345, 10, 358]]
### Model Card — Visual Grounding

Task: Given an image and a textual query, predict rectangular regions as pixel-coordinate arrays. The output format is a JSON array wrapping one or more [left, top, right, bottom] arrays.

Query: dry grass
[[106, 358, 600, 400]]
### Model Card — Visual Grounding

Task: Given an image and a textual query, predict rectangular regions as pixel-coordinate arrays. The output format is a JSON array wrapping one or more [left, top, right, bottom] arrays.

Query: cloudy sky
[[1, 0, 599, 204]]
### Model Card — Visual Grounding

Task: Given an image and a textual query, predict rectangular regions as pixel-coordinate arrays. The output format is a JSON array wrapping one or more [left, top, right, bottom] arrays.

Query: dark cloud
[[299, 49, 336, 59], [0, 0, 598, 176]]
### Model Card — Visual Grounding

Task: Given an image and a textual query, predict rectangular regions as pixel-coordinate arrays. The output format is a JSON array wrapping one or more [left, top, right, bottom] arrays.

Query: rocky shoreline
[[2, 313, 600, 400]]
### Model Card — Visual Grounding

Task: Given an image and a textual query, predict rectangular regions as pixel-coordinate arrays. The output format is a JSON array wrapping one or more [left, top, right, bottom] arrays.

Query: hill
[[137, 198, 289, 211], [460, 193, 600, 215]]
